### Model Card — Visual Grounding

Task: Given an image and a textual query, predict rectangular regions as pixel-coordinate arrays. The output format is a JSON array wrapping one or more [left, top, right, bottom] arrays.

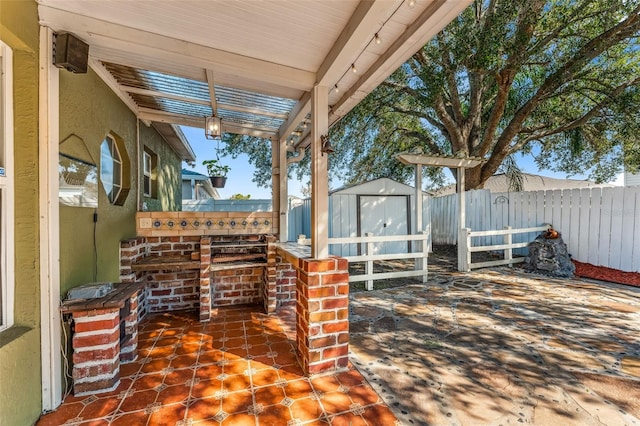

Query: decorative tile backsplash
[[136, 211, 278, 236]]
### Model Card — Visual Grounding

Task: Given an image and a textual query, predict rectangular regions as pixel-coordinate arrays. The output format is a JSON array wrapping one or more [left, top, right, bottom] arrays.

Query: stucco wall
[[140, 123, 182, 212], [0, 1, 43, 425]]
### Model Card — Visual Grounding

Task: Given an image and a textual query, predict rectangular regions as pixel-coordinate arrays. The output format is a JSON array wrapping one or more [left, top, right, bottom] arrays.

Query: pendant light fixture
[[204, 115, 222, 140]]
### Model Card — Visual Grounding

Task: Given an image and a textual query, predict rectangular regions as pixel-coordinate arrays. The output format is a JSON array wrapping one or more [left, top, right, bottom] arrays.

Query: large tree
[[224, 0, 640, 190]]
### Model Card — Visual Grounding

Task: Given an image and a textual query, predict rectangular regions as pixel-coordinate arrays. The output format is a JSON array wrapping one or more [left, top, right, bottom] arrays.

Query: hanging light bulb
[[351, 63, 357, 73], [204, 115, 222, 140], [407, 0, 416, 8], [374, 33, 382, 45], [334, 84, 339, 93]]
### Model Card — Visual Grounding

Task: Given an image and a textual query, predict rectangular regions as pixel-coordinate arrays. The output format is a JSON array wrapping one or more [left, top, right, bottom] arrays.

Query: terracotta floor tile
[[256, 404, 292, 425], [163, 367, 195, 386], [133, 372, 165, 390], [118, 388, 158, 413], [277, 364, 305, 382], [222, 374, 252, 392], [273, 353, 298, 366], [195, 363, 224, 380], [119, 360, 143, 378], [244, 327, 265, 337], [360, 403, 398, 425], [319, 390, 353, 415], [310, 375, 342, 393], [220, 411, 257, 425], [187, 396, 220, 421], [141, 357, 171, 374], [246, 335, 268, 346], [283, 379, 314, 399], [253, 385, 286, 406], [155, 336, 181, 347], [289, 397, 324, 423], [198, 349, 226, 365], [302, 417, 331, 426], [225, 328, 245, 338], [221, 390, 253, 414], [171, 353, 199, 369], [175, 342, 202, 355], [78, 396, 120, 420], [109, 410, 150, 425], [147, 402, 187, 426], [223, 359, 250, 375], [330, 411, 368, 426], [191, 378, 223, 399], [335, 369, 366, 388], [225, 346, 250, 359], [225, 336, 247, 349], [347, 385, 381, 407], [99, 377, 134, 397], [251, 355, 276, 367], [250, 367, 280, 387], [156, 383, 191, 405], [35, 401, 83, 425], [145, 345, 175, 358]]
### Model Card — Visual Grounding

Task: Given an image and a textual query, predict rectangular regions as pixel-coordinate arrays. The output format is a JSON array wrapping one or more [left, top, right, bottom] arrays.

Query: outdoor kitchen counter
[[275, 242, 312, 265], [130, 254, 200, 272], [60, 282, 145, 313]]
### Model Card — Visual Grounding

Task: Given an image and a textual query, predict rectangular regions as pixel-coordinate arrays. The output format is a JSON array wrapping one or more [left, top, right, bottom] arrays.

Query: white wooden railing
[[460, 224, 550, 271], [329, 232, 429, 291]]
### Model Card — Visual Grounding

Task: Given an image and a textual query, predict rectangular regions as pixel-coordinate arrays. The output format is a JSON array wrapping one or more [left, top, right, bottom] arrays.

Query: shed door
[[359, 195, 408, 254]]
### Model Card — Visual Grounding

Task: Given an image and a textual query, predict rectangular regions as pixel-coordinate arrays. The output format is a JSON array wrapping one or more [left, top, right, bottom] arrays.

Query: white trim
[[39, 26, 62, 411], [143, 150, 152, 197], [0, 41, 15, 332]]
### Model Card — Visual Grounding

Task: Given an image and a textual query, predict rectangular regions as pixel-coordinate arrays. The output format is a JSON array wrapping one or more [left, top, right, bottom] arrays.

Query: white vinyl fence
[[329, 232, 429, 290], [432, 186, 640, 272]]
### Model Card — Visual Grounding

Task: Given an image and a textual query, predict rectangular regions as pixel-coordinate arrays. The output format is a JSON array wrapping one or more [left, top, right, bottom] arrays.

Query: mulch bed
[[573, 260, 640, 287]]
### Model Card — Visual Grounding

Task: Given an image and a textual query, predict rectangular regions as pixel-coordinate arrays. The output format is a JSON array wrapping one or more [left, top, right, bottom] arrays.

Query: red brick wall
[[275, 259, 296, 308], [211, 266, 264, 307]]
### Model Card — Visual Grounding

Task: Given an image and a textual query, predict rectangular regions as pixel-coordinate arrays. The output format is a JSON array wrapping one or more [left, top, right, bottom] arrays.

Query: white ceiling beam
[[329, 0, 471, 124], [316, 0, 394, 87], [278, 91, 311, 139], [39, 6, 316, 91], [205, 69, 218, 116], [138, 108, 277, 139], [89, 58, 140, 115]]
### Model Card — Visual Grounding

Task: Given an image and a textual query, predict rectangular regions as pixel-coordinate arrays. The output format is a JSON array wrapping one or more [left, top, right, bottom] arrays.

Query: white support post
[[504, 225, 513, 266], [279, 136, 288, 242], [310, 85, 329, 259], [39, 26, 62, 411], [460, 227, 471, 272], [457, 167, 467, 271], [271, 137, 280, 236], [366, 232, 374, 291], [414, 164, 423, 268]]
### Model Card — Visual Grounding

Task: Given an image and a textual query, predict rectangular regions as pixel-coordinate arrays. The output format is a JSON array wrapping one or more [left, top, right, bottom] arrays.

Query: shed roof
[[331, 177, 425, 196]]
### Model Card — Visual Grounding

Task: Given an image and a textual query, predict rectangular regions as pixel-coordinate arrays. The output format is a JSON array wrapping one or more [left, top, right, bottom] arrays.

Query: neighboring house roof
[[153, 123, 196, 162], [181, 169, 220, 199], [433, 173, 615, 196]]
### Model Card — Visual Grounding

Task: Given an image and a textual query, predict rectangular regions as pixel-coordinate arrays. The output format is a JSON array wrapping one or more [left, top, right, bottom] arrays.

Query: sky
[[180, 126, 624, 200]]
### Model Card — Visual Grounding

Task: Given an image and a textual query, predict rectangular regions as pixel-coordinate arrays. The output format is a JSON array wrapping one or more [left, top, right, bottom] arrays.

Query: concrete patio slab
[[349, 267, 640, 425]]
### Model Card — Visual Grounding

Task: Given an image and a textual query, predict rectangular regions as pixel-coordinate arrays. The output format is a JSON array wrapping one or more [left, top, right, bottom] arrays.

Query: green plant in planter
[[202, 159, 231, 188], [202, 159, 231, 177]]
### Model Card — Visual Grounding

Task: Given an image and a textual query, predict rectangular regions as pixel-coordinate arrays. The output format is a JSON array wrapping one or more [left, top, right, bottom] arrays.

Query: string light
[[332, 0, 413, 97]]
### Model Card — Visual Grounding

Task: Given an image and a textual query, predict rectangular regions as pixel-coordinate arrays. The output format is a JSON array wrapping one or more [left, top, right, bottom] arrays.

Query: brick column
[[71, 309, 121, 395], [119, 237, 147, 283], [296, 257, 350, 375], [199, 237, 212, 321], [264, 235, 277, 313], [120, 291, 141, 363]]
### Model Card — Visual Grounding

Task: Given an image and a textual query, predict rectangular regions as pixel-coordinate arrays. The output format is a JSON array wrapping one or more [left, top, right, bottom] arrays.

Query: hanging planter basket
[[210, 176, 227, 188]]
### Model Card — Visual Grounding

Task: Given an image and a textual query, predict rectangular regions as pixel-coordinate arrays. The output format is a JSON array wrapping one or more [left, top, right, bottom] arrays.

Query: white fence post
[[504, 226, 512, 266], [420, 230, 428, 282], [459, 227, 471, 272], [365, 232, 374, 291]]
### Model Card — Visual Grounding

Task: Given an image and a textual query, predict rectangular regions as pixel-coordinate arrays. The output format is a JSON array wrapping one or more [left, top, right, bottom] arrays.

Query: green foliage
[[202, 159, 230, 177], [224, 1, 640, 191], [229, 193, 251, 200], [334, 0, 640, 189]]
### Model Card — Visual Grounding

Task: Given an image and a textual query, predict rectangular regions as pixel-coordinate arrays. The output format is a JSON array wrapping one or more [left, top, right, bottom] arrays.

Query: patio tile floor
[[37, 306, 397, 426]]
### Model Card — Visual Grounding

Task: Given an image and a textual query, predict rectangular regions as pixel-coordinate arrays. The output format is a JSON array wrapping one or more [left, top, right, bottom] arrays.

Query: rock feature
[[523, 231, 575, 277]]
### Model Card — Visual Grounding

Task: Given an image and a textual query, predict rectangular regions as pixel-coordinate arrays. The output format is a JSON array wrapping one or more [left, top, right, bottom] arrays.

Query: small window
[[0, 41, 15, 332], [99, 132, 130, 206], [142, 147, 158, 198], [143, 151, 151, 197]]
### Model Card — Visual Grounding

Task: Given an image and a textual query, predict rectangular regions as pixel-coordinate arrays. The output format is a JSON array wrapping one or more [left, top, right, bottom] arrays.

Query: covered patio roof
[[38, 0, 472, 147]]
